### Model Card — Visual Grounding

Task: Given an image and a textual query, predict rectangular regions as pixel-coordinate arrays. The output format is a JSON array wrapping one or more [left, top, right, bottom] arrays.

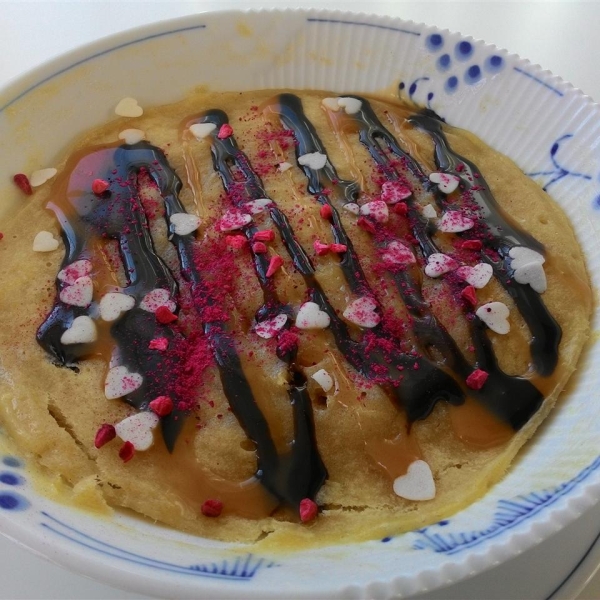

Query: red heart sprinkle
[[13, 173, 33, 195], [201, 499, 223, 517], [149, 395, 174, 417], [94, 424, 116, 449], [156, 306, 178, 324], [119, 441, 135, 463], [319, 204, 333, 220], [299, 498, 318, 522]]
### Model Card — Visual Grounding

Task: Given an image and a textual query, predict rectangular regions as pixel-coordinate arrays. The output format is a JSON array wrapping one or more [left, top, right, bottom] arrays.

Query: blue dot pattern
[[437, 54, 451, 71], [0, 492, 29, 511], [0, 456, 30, 511], [381, 536, 392, 543], [0, 472, 23, 486], [465, 65, 482, 84], [2, 456, 22, 468], [485, 54, 504, 73], [455, 40, 474, 61], [445, 76, 459, 94], [426, 33, 444, 51]]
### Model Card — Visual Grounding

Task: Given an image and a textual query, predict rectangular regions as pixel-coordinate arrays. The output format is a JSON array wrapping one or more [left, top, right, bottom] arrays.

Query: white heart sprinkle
[[219, 209, 252, 231], [139, 289, 176, 313], [393, 460, 436, 501], [513, 262, 547, 294], [438, 210, 475, 233], [382, 241, 416, 266], [58, 259, 92, 284], [105, 366, 144, 400], [343, 203, 360, 215], [321, 97, 341, 111], [245, 199, 272, 215], [189, 123, 216, 139], [115, 97, 143, 117], [359, 200, 389, 223], [508, 246, 545, 270], [278, 162, 293, 172], [343, 296, 380, 328], [424, 253, 458, 278], [33, 231, 59, 252], [100, 292, 135, 322], [422, 204, 438, 219], [60, 316, 97, 345], [118, 128, 145, 145], [456, 263, 493, 289], [255, 314, 288, 339], [311, 369, 334, 392], [476, 302, 510, 334], [298, 152, 328, 170], [338, 97, 363, 115], [29, 168, 57, 188], [429, 172, 460, 194], [60, 276, 93, 307], [381, 181, 412, 204], [170, 213, 201, 236], [115, 411, 159, 451], [296, 301, 330, 330]]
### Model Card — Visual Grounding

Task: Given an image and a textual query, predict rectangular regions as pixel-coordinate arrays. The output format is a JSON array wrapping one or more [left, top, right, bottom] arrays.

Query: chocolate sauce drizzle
[[273, 94, 552, 429]]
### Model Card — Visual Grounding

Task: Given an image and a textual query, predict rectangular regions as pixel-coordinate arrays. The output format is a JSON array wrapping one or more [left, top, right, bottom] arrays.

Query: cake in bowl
[[0, 89, 591, 548]]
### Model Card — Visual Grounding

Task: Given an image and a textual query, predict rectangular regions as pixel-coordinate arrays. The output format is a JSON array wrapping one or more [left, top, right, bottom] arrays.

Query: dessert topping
[[278, 161, 292, 172], [91, 178, 110, 195], [422, 204, 437, 219], [59, 276, 93, 307], [313, 240, 330, 256], [219, 208, 252, 231], [466, 369, 489, 390], [393, 460, 436, 501], [296, 301, 330, 330], [245, 199, 272, 214], [114, 97, 143, 117], [32, 231, 59, 252], [359, 200, 389, 223], [319, 204, 333, 220], [30, 168, 57, 188], [60, 316, 97, 345], [118, 129, 145, 145], [189, 123, 216, 139], [119, 441, 135, 463], [509, 246, 547, 294], [311, 369, 334, 392], [298, 152, 327, 170], [13, 173, 33, 195], [99, 292, 136, 322], [170, 213, 201, 236], [424, 253, 458, 278], [299, 498, 319, 522], [330, 243, 347, 253], [381, 241, 416, 266], [149, 395, 174, 417], [94, 424, 116, 449], [155, 306, 178, 324], [460, 285, 478, 306], [104, 366, 144, 400], [255, 314, 288, 339], [455, 263, 493, 289], [343, 202, 360, 215], [139, 289, 176, 313], [252, 241, 267, 254], [337, 97, 363, 114], [253, 229, 275, 242], [115, 411, 159, 451], [343, 296, 380, 328], [429, 171, 460, 194], [381, 180, 412, 204], [225, 235, 247, 249], [57, 259, 92, 284], [148, 337, 169, 351], [476, 302, 510, 334], [438, 210, 475, 233], [266, 255, 284, 277], [217, 123, 233, 139], [201, 499, 223, 517]]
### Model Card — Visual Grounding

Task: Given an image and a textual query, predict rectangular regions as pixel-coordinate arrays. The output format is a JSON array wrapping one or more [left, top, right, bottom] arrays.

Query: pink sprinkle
[[201, 499, 223, 517], [357, 217, 376, 234], [461, 285, 478, 306], [92, 179, 110, 195], [94, 424, 116, 449], [252, 241, 267, 254], [226, 235, 247, 249], [253, 229, 275, 242], [393, 202, 408, 216], [149, 337, 169, 351], [330, 243, 347, 253], [381, 180, 412, 204], [320, 204, 333, 220], [314, 240, 330, 256], [149, 395, 174, 416], [217, 124, 233, 139], [299, 498, 318, 522], [466, 369, 489, 390], [266, 255, 284, 277]]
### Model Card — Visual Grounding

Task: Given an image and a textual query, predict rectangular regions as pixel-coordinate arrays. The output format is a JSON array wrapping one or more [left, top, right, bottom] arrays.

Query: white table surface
[[1, 1, 600, 598]]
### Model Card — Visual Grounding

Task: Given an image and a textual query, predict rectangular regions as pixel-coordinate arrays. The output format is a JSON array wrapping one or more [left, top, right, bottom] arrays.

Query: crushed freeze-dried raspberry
[[119, 441, 135, 462], [225, 235, 247, 249], [156, 306, 178, 324], [266, 255, 284, 277], [314, 240, 330, 256], [149, 395, 174, 416], [461, 285, 478, 306], [320, 204, 333, 219], [460, 239, 483, 251], [466, 369, 489, 390], [217, 124, 233, 139], [299, 498, 318, 522], [13, 173, 33, 195], [201, 498, 223, 517], [330, 243, 347, 253], [252, 241, 267, 253], [357, 217, 376, 234], [253, 229, 275, 242], [94, 424, 116, 449], [92, 178, 110, 195], [149, 337, 169, 351], [393, 202, 408, 216]]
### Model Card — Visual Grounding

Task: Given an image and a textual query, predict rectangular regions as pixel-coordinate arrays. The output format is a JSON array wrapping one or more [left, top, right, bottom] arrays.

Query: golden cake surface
[[0, 90, 592, 549]]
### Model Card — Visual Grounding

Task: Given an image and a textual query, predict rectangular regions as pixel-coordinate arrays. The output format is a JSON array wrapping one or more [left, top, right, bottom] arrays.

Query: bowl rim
[[1, 7, 599, 599]]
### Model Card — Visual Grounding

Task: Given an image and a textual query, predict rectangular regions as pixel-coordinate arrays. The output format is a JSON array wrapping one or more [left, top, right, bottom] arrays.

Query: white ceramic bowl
[[0, 9, 599, 599]]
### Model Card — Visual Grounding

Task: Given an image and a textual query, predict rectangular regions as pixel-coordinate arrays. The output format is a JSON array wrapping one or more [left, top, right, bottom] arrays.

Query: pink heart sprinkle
[[381, 181, 412, 204]]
